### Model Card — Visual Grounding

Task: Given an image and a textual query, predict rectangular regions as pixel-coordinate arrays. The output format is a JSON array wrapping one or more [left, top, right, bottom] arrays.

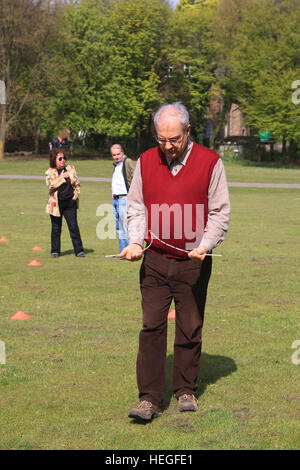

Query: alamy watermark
[[291, 80, 300, 105], [96, 203, 205, 251], [150, 203, 204, 250], [96, 204, 116, 240], [0, 341, 6, 364], [291, 340, 300, 365]]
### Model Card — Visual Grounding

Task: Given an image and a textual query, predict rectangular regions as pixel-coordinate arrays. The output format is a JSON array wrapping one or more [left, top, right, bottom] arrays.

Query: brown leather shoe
[[178, 394, 198, 412], [128, 400, 162, 421]]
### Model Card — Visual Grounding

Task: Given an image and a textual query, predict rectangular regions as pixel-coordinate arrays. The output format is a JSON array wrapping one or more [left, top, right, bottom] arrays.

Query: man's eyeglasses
[[58, 157, 66, 161], [156, 135, 183, 145]]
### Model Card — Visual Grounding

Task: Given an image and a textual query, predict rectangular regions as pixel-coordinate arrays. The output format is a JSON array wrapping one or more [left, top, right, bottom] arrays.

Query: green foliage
[[63, 0, 170, 139], [0, 0, 57, 155], [1, 0, 300, 158], [177, 0, 206, 8], [20, 11, 81, 144], [214, 0, 300, 145], [63, 0, 114, 136], [164, 0, 217, 136], [95, 0, 170, 137]]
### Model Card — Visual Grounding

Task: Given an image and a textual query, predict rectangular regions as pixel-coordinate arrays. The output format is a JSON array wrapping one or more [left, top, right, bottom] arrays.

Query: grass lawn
[[0, 159, 299, 450], [1, 155, 300, 183], [0, 156, 114, 179]]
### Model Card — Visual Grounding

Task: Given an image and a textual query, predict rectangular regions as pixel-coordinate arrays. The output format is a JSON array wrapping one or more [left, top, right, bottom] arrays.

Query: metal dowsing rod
[[105, 231, 222, 258]]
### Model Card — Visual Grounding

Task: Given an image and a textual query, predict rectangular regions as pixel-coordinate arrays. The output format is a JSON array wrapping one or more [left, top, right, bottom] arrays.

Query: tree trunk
[[289, 139, 296, 158], [0, 104, 6, 160], [33, 123, 40, 154], [257, 143, 262, 162], [210, 95, 231, 150], [136, 126, 141, 156], [270, 142, 274, 161], [282, 138, 286, 155]]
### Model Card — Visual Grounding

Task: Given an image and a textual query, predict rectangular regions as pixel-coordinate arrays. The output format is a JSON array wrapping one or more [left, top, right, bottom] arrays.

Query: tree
[[163, 0, 218, 141], [15, 3, 81, 153], [63, 0, 114, 142], [177, 0, 206, 8], [0, 0, 60, 159], [64, 0, 171, 153], [99, 0, 171, 151], [235, 0, 300, 152], [214, 0, 300, 157]]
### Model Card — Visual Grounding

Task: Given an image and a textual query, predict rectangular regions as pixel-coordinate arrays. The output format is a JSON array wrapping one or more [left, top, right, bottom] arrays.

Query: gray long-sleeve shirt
[[126, 141, 230, 252]]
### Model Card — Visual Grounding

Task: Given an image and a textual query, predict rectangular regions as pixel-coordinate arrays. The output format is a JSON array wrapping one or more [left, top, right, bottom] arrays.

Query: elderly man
[[111, 144, 135, 253], [119, 103, 230, 422]]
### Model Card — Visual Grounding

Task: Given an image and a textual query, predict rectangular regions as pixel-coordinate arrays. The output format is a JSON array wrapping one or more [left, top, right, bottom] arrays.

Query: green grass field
[[1, 156, 300, 183], [0, 159, 299, 450]]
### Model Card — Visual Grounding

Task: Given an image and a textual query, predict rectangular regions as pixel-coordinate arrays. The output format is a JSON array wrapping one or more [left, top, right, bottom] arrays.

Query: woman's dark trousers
[[50, 198, 83, 255]]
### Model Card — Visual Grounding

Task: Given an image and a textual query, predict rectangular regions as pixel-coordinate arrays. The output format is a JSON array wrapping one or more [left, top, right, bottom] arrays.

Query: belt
[[113, 194, 127, 199]]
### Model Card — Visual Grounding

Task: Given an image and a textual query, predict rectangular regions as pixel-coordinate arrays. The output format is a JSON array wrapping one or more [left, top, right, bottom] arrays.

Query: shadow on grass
[[163, 352, 237, 410], [129, 353, 237, 424], [60, 248, 94, 257]]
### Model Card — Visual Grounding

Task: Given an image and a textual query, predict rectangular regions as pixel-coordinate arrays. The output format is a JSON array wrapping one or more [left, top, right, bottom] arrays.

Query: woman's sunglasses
[[58, 157, 66, 161]]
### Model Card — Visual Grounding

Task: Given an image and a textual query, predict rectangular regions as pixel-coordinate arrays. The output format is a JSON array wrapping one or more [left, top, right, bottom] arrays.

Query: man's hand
[[188, 246, 208, 262], [119, 243, 143, 261]]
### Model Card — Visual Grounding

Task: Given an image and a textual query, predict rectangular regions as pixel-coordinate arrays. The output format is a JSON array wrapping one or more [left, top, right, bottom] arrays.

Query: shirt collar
[[165, 139, 193, 167]]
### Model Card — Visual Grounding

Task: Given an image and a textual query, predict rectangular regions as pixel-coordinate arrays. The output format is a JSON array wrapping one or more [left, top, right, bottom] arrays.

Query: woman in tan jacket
[[45, 148, 85, 258]]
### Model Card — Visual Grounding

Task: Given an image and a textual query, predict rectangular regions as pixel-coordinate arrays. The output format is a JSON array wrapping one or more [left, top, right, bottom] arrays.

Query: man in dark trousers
[[119, 102, 230, 421]]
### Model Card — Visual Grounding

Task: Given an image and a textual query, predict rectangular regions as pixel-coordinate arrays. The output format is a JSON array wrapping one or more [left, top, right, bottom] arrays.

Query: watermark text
[[292, 80, 300, 105], [0, 341, 6, 364], [291, 340, 300, 365], [96, 203, 205, 251]]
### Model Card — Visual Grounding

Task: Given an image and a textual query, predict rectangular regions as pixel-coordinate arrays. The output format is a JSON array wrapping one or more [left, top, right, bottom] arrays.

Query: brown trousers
[[137, 250, 212, 407]]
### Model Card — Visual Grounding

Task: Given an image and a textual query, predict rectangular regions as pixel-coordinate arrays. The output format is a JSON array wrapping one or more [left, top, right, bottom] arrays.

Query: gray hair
[[153, 102, 190, 131], [110, 143, 123, 153]]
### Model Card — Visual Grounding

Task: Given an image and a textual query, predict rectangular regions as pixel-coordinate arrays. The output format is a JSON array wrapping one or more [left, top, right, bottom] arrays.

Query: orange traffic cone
[[168, 309, 176, 319], [27, 259, 42, 267], [0, 237, 8, 242], [10, 311, 31, 320], [32, 246, 42, 251]]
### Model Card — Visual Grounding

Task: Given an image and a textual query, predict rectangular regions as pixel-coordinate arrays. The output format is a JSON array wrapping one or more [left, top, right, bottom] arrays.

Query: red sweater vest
[[140, 142, 219, 259]]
